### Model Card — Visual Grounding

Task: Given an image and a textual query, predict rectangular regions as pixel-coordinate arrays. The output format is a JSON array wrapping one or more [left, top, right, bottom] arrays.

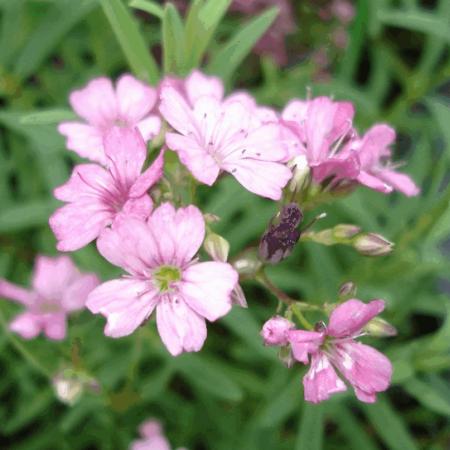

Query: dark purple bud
[[259, 203, 303, 264]]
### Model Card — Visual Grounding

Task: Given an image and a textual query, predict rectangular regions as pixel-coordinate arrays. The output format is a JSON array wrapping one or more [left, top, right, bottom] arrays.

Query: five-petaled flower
[[50, 127, 163, 251], [0, 255, 98, 340], [58, 75, 161, 164], [86, 203, 238, 356]]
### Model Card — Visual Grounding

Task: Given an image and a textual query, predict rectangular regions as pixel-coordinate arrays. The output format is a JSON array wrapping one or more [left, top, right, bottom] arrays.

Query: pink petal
[[9, 312, 42, 339], [354, 388, 377, 403], [117, 195, 153, 224], [136, 115, 162, 141], [303, 352, 347, 403], [32, 256, 79, 300], [130, 436, 171, 450], [43, 312, 67, 340], [166, 133, 220, 185], [156, 296, 207, 356], [69, 77, 118, 127], [357, 171, 393, 194], [86, 279, 159, 338], [116, 74, 157, 123], [185, 70, 224, 104], [287, 329, 324, 364], [179, 262, 237, 321], [261, 316, 294, 346], [222, 158, 292, 200], [160, 86, 196, 135], [312, 153, 360, 184], [357, 124, 395, 168], [49, 201, 112, 252], [332, 341, 392, 401], [139, 420, 163, 439], [61, 273, 100, 311], [57, 122, 105, 164], [103, 127, 147, 187], [147, 203, 205, 266], [328, 299, 385, 338], [0, 279, 33, 306], [97, 218, 160, 274], [377, 169, 420, 197], [129, 150, 164, 198]]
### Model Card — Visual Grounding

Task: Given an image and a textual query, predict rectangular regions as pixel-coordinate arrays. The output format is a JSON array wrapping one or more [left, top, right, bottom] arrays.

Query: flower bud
[[364, 317, 397, 337], [233, 248, 263, 276], [338, 281, 357, 299], [259, 203, 303, 264], [231, 284, 247, 308], [278, 346, 295, 368], [204, 233, 229, 262], [261, 316, 295, 346], [333, 224, 361, 239], [354, 233, 393, 256], [53, 368, 99, 405]]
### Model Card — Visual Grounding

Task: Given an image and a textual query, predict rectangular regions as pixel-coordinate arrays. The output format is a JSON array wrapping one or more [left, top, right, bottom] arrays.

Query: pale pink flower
[[261, 316, 294, 346], [86, 203, 238, 356], [287, 299, 392, 403], [130, 420, 187, 450], [159, 83, 292, 200], [59, 75, 161, 164], [0, 256, 98, 340], [282, 96, 359, 184], [50, 127, 164, 251], [351, 124, 420, 196]]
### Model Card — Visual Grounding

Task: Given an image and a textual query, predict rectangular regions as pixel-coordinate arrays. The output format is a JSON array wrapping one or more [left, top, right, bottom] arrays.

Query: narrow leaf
[[295, 403, 324, 450], [100, 0, 159, 83], [19, 109, 77, 125], [129, 0, 164, 19], [208, 7, 279, 83], [162, 3, 186, 74]]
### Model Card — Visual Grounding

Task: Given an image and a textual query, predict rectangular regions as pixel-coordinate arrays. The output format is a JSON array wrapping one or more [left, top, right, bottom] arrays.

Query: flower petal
[[129, 150, 164, 198], [136, 115, 162, 141], [61, 273, 99, 311], [0, 279, 33, 306], [357, 171, 393, 194], [86, 278, 158, 338], [222, 158, 292, 200], [332, 341, 392, 402], [9, 312, 42, 339], [116, 74, 157, 123], [328, 299, 385, 338], [303, 352, 347, 403], [287, 329, 324, 364], [180, 262, 237, 322], [185, 70, 224, 104], [69, 77, 117, 127], [32, 256, 79, 300], [43, 312, 67, 340], [160, 86, 196, 135], [156, 296, 207, 356], [57, 122, 105, 164], [377, 169, 420, 197]]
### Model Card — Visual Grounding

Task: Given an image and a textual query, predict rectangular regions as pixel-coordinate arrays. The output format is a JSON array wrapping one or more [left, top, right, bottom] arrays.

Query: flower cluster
[[0, 69, 417, 410]]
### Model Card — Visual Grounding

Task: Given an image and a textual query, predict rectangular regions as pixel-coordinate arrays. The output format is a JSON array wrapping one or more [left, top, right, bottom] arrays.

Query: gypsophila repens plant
[[2, 1, 449, 448]]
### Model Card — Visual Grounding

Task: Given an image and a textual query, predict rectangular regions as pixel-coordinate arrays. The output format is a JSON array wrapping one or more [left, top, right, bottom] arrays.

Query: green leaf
[[362, 396, 419, 450], [295, 403, 324, 450], [162, 3, 186, 74], [175, 353, 243, 402], [377, 9, 450, 42], [19, 109, 77, 125], [0, 200, 57, 233], [129, 0, 164, 19], [13, 0, 97, 80], [403, 377, 450, 416], [331, 404, 380, 450], [100, 0, 159, 83], [208, 7, 279, 83], [185, 0, 232, 69]]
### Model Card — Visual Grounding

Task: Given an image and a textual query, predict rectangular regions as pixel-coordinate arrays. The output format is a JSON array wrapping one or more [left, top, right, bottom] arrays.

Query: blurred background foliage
[[0, 0, 449, 449]]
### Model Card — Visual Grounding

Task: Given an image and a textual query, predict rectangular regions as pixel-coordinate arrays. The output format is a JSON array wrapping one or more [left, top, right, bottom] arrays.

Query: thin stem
[[291, 303, 313, 330]]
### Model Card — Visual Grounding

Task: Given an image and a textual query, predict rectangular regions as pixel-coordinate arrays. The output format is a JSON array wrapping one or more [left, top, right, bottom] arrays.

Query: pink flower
[[351, 125, 420, 196], [261, 316, 294, 346], [282, 96, 359, 185], [86, 203, 238, 356], [130, 420, 186, 450], [159, 82, 292, 200], [50, 127, 164, 251], [287, 299, 392, 403], [58, 75, 161, 164], [0, 256, 99, 340]]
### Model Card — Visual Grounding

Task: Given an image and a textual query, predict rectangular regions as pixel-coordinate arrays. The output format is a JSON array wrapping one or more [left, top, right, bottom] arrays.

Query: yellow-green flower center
[[153, 265, 181, 292]]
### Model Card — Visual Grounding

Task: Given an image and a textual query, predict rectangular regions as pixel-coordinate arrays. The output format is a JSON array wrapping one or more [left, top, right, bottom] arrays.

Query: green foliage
[[0, 0, 449, 449]]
